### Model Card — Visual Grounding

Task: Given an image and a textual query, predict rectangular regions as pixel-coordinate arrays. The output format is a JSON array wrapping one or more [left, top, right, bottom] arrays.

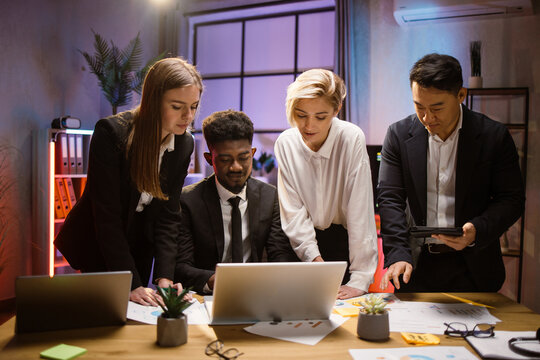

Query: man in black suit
[[175, 110, 298, 294], [378, 53, 525, 292]]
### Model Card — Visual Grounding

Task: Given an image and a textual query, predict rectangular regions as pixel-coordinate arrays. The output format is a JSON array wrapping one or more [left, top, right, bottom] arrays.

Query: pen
[[441, 293, 495, 308]]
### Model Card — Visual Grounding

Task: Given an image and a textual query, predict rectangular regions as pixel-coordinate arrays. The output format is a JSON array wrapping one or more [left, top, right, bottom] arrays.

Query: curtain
[[335, 0, 370, 133]]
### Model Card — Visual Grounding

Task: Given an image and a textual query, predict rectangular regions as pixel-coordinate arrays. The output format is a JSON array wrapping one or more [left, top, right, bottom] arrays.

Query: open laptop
[[205, 262, 346, 325], [15, 271, 132, 333]]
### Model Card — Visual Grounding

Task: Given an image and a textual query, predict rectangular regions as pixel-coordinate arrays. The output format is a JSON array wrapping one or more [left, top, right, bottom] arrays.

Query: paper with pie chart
[[349, 346, 478, 360]]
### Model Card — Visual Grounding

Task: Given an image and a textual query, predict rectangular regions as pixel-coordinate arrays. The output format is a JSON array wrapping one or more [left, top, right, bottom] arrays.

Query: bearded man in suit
[[175, 110, 298, 294]]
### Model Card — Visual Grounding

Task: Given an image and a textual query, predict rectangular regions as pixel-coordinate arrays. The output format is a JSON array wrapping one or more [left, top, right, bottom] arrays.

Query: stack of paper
[[334, 293, 400, 317], [127, 300, 210, 325], [386, 301, 501, 334]]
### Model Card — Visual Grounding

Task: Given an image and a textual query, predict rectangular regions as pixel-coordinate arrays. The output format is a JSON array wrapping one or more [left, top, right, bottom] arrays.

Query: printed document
[[349, 346, 478, 360], [386, 301, 500, 334], [244, 314, 348, 345], [127, 299, 210, 325]]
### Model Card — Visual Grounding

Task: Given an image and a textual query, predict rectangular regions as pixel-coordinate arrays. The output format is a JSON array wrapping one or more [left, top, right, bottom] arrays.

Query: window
[[187, 1, 335, 179]]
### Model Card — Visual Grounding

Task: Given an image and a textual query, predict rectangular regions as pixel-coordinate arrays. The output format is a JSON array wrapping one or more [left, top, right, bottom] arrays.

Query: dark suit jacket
[[54, 111, 193, 289], [377, 105, 525, 291], [174, 175, 298, 293]]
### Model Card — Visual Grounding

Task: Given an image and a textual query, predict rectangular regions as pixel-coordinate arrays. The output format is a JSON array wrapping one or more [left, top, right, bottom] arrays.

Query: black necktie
[[228, 196, 243, 263]]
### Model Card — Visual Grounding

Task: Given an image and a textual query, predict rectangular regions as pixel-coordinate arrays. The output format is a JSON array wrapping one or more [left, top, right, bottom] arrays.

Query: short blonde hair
[[285, 69, 346, 126]]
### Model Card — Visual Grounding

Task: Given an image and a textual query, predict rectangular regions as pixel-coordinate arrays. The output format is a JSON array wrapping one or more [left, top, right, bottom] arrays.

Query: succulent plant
[[156, 286, 192, 319], [358, 294, 388, 315]]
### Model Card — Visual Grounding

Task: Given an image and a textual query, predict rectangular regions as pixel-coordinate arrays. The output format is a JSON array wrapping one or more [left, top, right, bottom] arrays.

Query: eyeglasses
[[444, 322, 495, 338], [205, 339, 244, 360]]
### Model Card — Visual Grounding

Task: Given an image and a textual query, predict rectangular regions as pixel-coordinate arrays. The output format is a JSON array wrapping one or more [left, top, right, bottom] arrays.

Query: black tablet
[[409, 226, 463, 238]]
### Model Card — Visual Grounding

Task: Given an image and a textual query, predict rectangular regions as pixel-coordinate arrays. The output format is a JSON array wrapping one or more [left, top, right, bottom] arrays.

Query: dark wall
[[0, 0, 161, 300]]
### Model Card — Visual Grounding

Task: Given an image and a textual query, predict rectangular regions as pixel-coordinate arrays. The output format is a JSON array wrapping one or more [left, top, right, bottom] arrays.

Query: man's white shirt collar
[[215, 176, 247, 202], [431, 105, 463, 143]]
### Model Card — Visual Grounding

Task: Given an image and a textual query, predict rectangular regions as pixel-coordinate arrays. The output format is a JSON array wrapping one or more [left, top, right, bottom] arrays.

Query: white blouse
[[274, 118, 378, 291]]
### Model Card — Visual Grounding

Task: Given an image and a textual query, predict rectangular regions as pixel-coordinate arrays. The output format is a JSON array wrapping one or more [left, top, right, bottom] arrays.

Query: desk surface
[[1, 293, 539, 359]]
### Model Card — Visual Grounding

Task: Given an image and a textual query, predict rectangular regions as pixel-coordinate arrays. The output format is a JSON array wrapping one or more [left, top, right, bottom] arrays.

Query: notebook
[[205, 262, 347, 325], [15, 271, 132, 333]]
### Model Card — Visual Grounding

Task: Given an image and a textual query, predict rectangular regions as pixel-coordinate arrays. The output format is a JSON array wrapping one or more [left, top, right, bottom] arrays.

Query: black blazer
[[174, 175, 298, 293], [54, 111, 193, 289], [377, 105, 525, 291]]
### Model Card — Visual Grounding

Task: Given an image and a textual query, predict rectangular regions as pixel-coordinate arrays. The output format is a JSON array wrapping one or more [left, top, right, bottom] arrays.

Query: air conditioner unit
[[393, 0, 533, 26]]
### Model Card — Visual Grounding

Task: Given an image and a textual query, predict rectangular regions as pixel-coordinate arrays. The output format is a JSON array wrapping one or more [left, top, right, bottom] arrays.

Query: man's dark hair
[[409, 53, 463, 95], [202, 110, 254, 149]]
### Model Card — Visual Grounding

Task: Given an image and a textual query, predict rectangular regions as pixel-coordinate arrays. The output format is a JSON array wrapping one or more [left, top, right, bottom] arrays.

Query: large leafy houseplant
[[0, 143, 18, 277], [79, 30, 164, 115]]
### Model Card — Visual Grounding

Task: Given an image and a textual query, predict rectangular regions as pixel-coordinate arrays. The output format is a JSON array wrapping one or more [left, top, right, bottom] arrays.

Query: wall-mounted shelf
[[466, 87, 528, 302], [32, 128, 93, 276]]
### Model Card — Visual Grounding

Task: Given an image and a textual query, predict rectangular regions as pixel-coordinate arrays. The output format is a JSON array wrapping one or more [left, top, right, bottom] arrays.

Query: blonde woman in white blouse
[[274, 69, 378, 299]]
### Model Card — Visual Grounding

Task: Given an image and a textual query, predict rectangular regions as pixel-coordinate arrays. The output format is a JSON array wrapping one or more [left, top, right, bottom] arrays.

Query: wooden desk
[[1, 293, 538, 359]]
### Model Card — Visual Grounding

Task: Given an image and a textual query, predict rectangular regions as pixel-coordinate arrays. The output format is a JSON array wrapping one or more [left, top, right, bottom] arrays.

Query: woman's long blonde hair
[[128, 57, 203, 200]]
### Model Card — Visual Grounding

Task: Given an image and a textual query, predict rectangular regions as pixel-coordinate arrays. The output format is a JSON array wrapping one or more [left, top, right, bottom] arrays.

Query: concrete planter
[[157, 314, 187, 347], [356, 310, 389, 341], [468, 76, 483, 88]]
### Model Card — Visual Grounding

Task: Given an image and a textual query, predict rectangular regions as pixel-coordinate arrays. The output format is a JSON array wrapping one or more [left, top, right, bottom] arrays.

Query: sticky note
[[401, 332, 440, 345], [40, 344, 87, 360], [334, 307, 360, 317]]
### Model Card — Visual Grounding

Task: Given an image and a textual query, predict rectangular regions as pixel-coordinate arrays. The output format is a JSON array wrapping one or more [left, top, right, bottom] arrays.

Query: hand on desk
[[312, 255, 324, 262], [380, 261, 413, 290], [337, 285, 365, 299], [130, 287, 160, 306], [433, 222, 476, 251], [207, 274, 216, 290]]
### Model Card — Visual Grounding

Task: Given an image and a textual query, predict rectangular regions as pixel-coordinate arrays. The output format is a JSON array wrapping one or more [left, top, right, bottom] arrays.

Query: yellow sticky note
[[401, 332, 440, 345], [345, 298, 364, 307], [334, 307, 360, 317], [40, 344, 87, 360]]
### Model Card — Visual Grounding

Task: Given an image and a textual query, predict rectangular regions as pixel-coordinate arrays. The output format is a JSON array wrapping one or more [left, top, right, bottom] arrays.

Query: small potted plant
[[469, 40, 483, 88], [356, 293, 390, 341], [155, 286, 192, 347], [252, 151, 275, 182]]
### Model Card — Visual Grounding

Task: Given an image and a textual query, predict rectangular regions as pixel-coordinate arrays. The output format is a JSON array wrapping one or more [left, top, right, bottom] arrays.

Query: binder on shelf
[[55, 133, 69, 174], [55, 178, 70, 217], [75, 134, 84, 174], [67, 134, 76, 174], [78, 177, 88, 198], [82, 134, 92, 173], [53, 180, 65, 219], [63, 178, 77, 210]]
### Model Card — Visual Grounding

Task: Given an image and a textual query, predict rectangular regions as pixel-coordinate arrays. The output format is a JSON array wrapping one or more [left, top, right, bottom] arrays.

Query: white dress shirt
[[274, 118, 378, 292], [136, 134, 175, 212], [426, 106, 463, 244], [215, 179, 251, 262]]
